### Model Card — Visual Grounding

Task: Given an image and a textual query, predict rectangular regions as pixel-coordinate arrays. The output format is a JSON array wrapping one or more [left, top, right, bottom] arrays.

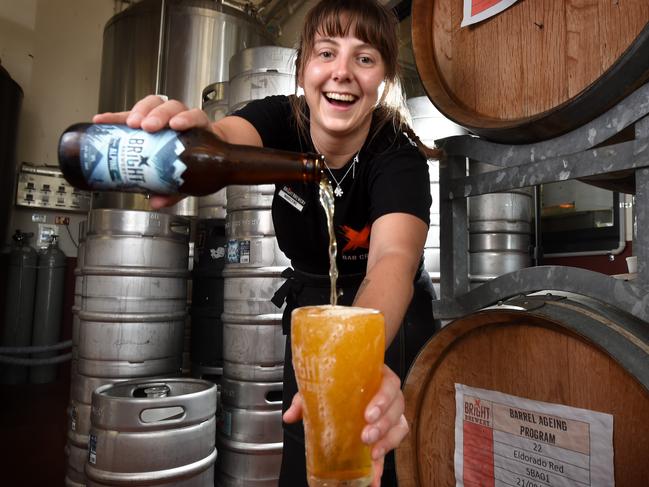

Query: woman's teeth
[[325, 92, 357, 103]]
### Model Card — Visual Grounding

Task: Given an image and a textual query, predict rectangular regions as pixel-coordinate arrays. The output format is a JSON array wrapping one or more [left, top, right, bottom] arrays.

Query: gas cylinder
[[30, 235, 67, 383], [1, 230, 38, 384]]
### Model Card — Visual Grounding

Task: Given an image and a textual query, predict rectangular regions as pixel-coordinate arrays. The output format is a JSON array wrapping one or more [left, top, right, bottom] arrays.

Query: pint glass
[[291, 305, 385, 487]]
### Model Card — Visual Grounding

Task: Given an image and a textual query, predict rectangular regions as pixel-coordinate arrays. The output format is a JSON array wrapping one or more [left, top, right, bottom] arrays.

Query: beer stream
[[318, 177, 338, 306]]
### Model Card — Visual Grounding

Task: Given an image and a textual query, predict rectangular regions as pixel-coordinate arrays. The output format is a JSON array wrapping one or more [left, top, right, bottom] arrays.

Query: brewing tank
[[95, 0, 274, 214], [98, 0, 273, 113], [0, 64, 23, 248]]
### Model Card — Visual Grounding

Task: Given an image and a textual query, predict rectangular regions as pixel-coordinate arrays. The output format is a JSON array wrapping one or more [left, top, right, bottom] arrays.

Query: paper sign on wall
[[455, 384, 614, 487], [462, 0, 520, 27]]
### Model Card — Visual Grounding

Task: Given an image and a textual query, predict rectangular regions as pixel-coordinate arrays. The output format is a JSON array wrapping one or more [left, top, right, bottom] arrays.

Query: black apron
[[271, 266, 439, 487]]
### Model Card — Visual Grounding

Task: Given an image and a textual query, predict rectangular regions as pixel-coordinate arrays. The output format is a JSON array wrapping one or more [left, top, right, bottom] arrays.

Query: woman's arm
[[353, 212, 428, 346]]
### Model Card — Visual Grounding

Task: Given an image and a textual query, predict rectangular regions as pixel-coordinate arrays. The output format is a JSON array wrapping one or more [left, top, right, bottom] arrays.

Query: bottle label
[[79, 125, 188, 193]]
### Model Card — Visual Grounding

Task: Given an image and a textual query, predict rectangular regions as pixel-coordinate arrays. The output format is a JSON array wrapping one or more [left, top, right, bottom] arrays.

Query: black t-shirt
[[233, 95, 431, 275]]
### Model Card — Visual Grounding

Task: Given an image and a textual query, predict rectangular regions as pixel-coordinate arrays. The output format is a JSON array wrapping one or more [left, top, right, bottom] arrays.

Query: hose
[[0, 353, 72, 366], [0, 340, 73, 354]]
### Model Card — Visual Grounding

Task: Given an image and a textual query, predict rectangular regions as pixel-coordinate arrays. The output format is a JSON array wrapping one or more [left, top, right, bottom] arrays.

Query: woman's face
[[300, 33, 386, 140]]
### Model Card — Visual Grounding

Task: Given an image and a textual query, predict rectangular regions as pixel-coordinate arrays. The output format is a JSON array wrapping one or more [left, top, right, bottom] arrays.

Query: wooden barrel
[[396, 293, 649, 486], [411, 0, 649, 143]]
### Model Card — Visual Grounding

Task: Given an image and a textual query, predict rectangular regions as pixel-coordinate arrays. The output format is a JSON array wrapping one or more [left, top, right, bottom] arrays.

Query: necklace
[[321, 152, 359, 198]]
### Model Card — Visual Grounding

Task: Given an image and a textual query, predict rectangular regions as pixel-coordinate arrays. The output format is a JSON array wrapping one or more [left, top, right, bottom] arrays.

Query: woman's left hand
[[283, 364, 409, 487]]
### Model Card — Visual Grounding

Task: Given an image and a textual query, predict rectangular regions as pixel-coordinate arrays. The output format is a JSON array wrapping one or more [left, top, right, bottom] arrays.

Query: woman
[[94, 1, 439, 484]]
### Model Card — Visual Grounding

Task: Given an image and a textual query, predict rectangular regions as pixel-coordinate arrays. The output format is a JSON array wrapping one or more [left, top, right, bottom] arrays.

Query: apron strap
[[271, 267, 303, 308]]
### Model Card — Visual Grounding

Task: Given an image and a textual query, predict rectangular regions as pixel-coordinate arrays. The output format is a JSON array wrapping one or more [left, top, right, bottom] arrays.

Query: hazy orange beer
[[291, 305, 385, 487]]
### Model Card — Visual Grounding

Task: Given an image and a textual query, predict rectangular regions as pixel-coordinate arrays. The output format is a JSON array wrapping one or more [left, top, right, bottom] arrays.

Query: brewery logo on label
[[80, 125, 188, 193], [463, 395, 493, 427]]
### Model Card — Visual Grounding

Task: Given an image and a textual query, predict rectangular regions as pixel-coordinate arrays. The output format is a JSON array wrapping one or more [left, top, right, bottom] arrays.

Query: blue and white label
[[80, 125, 188, 193], [227, 239, 251, 264]]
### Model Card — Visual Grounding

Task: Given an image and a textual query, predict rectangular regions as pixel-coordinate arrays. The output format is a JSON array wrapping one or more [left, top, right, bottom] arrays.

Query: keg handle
[[169, 219, 190, 236], [265, 388, 283, 406], [140, 405, 186, 424]]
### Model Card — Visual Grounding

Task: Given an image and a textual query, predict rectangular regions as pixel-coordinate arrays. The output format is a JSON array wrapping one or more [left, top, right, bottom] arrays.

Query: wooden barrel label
[[455, 384, 613, 487]]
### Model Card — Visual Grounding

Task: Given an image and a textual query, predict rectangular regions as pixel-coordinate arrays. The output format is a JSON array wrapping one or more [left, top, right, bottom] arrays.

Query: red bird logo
[[340, 225, 371, 252]]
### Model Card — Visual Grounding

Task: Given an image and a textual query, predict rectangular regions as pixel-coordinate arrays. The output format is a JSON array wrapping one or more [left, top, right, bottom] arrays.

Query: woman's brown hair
[[289, 0, 441, 159]]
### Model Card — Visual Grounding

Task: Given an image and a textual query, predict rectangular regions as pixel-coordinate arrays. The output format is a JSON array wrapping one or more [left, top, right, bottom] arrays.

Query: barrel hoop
[[85, 447, 216, 484], [433, 265, 649, 323], [550, 300, 649, 355]]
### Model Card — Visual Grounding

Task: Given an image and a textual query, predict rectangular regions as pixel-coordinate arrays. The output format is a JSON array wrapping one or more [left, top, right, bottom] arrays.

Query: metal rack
[[434, 81, 649, 323]]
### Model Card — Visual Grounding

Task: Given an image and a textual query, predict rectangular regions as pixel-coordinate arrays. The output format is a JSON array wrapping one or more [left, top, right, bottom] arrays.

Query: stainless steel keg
[[228, 46, 297, 113], [86, 378, 217, 487], [77, 209, 189, 378], [216, 437, 283, 487], [221, 313, 284, 381], [220, 377, 283, 443], [468, 162, 533, 281], [225, 209, 289, 268]]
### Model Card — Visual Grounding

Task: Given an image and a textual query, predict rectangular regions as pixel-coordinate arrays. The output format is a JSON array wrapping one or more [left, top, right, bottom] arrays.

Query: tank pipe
[[0, 353, 72, 366], [154, 0, 166, 96], [0, 340, 73, 354]]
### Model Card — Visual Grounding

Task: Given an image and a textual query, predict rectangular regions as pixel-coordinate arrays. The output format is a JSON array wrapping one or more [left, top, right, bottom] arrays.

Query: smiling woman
[[91, 1, 442, 485]]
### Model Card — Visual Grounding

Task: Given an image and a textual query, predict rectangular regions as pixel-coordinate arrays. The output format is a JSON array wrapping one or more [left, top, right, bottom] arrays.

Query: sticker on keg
[[454, 384, 614, 487], [227, 239, 239, 263], [70, 405, 78, 431], [88, 434, 98, 465], [210, 246, 225, 260], [222, 410, 232, 437], [226, 239, 250, 264], [239, 240, 250, 264]]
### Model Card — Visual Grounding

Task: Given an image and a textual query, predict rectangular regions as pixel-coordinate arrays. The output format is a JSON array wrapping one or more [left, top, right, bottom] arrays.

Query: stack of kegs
[[194, 45, 298, 485], [216, 185, 286, 486], [64, 209, 190, 486], [85, 378, 217, 486], [406, 96, 467, 297]]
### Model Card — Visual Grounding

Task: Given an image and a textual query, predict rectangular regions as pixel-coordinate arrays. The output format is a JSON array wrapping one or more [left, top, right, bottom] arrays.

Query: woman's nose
[[332, 55, 352, 81]]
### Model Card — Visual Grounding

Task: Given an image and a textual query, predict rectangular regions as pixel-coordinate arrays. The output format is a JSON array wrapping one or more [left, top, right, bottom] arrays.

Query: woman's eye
[[359, 56, 374, 65], [319, 51, 333, 59]]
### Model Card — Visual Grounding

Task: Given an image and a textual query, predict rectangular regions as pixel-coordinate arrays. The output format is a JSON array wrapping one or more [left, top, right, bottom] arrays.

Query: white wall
[[1, 0, 114, 255]]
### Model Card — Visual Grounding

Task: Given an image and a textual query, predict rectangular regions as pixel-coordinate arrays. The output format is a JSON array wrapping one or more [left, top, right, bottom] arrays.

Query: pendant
[[334, 185, 344, 197]]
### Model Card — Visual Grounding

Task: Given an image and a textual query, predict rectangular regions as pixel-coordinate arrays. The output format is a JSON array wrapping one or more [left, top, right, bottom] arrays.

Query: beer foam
[[302, 305, 380, 318]]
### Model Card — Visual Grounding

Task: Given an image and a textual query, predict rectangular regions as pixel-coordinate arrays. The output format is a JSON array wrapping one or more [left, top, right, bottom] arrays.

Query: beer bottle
[[58, 123, 324, 195]]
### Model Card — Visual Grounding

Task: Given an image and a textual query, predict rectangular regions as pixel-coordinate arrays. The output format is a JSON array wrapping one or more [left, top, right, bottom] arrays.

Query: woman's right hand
[[92, 95, 214, 209], [93, 94, 213, 133]]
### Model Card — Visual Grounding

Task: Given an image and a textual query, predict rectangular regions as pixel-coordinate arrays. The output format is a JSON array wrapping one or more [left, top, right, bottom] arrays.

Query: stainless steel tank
[[95, 0, 273, 214], [0, 64, 22, 248], [98, 0, 273, 112]]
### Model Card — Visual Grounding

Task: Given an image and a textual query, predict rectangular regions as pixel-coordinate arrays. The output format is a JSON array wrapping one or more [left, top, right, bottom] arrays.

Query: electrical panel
[[15, 163, 91, 212]]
